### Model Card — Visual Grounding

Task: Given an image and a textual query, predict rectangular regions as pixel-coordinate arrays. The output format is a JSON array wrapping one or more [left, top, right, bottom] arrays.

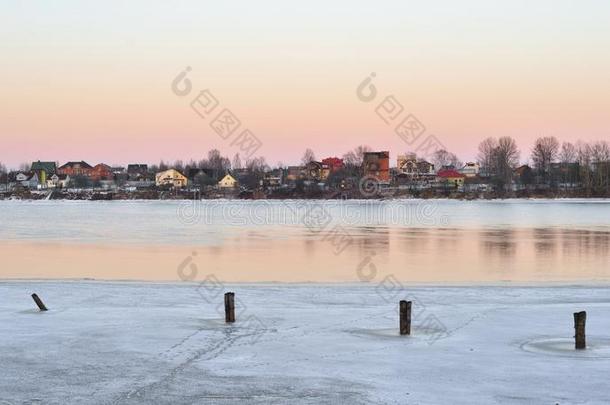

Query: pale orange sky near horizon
[[1, 1, 609, 168]]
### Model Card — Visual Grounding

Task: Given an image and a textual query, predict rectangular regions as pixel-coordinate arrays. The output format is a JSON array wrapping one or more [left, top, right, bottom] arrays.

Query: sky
[[1, 0, 609, 168]]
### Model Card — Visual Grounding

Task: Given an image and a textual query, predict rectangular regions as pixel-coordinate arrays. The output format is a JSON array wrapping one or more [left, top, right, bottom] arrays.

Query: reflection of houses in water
[[560, 228, 610, 257], [479, 229, 518, 258], [533, 228, 558, 255]]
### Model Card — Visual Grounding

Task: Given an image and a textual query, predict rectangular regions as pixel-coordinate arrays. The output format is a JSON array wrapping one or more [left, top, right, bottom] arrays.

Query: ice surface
[[2, 282, 610, 404]]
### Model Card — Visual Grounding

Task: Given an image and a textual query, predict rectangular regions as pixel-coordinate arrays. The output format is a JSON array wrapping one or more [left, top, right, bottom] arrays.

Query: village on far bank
[[1, 138, 609, 200]]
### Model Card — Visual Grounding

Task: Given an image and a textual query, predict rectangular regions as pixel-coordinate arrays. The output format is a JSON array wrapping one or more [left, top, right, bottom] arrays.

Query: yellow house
[[218, 174, 238, 188], [155, 169, 188, 188], [436, 169, 466, 189]]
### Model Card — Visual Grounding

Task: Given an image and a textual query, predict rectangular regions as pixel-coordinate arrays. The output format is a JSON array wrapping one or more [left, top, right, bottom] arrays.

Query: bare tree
[[342, 145, 372, 168], [560, 142, 577, 163], [232, 153, 242, 170], [184, 159, 197, 172], [591, 140, 610, 193], [197, 149, 231, 178], [531, 136, 560, 178], [576, 141, 593, 194], [557, 142, 578, 188], [0, 162, 6, 174], [494, 136, 520, 190], [477, 137, 498, 175], [301, 148, 316, 166], [431, 149, 462, 170], [246, 156, 269, 173], [173, 160, 185, 173]]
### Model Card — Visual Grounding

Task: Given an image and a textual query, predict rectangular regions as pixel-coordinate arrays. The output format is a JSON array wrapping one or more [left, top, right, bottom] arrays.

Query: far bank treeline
[[1, 136, 609, 200]]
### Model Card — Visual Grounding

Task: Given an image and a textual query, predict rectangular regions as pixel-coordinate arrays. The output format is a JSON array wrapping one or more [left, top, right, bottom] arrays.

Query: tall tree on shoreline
[[477, 137, 519, 190], [477, 137, 498, 176], [531, 136, 560, 180], [495, 136, 520, 188], [591, 141, 610, 193]]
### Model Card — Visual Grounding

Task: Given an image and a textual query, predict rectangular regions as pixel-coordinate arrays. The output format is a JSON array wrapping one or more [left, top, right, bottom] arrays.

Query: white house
[[14, 172, 39, 189], [47, 174, 70, 189], [459, 162, 480, 178]]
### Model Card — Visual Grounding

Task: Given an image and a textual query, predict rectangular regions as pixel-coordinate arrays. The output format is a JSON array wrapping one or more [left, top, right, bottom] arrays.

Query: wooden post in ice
[[400, 300, 411, 336], [31, 293, 48, 311], [224, 292, 235, 323], [573, 311, 586, 350]]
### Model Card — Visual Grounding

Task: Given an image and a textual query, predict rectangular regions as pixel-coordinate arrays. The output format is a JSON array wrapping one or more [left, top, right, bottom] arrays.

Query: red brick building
[[90, 164, 113, 181], [57, 161, 93, 177], [321, 157, 344, 172]]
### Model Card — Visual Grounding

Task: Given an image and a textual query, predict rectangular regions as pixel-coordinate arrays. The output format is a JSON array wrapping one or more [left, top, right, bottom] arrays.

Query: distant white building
[[14, 172, 40, 189], [47, 174, 70, 188], [459, 162, 480, 178]]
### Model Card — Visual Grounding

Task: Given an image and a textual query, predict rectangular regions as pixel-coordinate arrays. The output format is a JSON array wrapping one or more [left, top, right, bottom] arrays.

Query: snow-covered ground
[[2, 281, 610, 404]]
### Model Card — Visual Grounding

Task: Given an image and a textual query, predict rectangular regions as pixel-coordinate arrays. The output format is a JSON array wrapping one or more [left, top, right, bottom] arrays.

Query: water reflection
[[480, 229, 518, 258]]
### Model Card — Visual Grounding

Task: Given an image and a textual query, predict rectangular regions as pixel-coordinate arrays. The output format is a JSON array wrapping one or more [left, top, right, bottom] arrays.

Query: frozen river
[[2, 281, 610, 404]]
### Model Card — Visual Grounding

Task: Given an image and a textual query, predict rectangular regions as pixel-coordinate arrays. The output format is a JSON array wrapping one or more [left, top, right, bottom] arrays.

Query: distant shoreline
[[2, 189, 609, 201]]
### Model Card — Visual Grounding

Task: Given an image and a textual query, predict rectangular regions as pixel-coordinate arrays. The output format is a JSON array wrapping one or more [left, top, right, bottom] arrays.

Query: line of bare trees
[[477, 136, 609, 195]]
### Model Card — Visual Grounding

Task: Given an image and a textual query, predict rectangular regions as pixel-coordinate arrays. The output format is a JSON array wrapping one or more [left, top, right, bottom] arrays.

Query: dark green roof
[[31, 161, 57, 174]]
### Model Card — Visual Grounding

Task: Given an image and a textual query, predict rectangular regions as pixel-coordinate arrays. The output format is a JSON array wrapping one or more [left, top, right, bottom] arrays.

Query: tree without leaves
[[301, 148, 316, 166], [205, 149, 231, 178], [531, 136, 560, 179], [557, 142, 578, 187], [232, 153, 242, 170], [590, 140, 610, 193], [173, 160, 185, 173], [576, 141, 593, 194], [560, 142, 577, 164], [431, 149, 462, 171], [342, 145, 372, 168], [495, 136, 520, 189], [245, 156, 269, 173], [477, 137, 498, 175]]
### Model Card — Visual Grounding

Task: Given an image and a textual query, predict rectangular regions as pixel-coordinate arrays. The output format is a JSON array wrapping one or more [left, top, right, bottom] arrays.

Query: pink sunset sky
[[1, 1, 609, 168]]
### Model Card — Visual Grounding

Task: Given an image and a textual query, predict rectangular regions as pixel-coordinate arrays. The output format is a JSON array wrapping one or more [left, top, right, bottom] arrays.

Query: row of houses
[[0, 155, 479, 192], [2, 153, 585, 194], [150, 152, 484, 192]]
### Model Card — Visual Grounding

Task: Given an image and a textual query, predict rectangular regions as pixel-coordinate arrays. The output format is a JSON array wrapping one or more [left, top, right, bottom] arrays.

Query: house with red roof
[[436, 169, 466, 190]]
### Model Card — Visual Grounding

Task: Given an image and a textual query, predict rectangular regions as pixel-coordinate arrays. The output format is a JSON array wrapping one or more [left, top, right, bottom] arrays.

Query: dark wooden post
[[574, 311, 586, 350], [31, 293, 48, 311], [400, 300, 411, 335], [224, 292, 235, 323]]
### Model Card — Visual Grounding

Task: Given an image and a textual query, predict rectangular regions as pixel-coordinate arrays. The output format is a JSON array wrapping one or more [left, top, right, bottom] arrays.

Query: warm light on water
[[1, 200, 608, 282]]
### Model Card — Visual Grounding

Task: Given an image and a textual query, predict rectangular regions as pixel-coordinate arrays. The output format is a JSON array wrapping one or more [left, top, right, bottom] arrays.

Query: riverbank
[[2, 187, 609, 201]]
